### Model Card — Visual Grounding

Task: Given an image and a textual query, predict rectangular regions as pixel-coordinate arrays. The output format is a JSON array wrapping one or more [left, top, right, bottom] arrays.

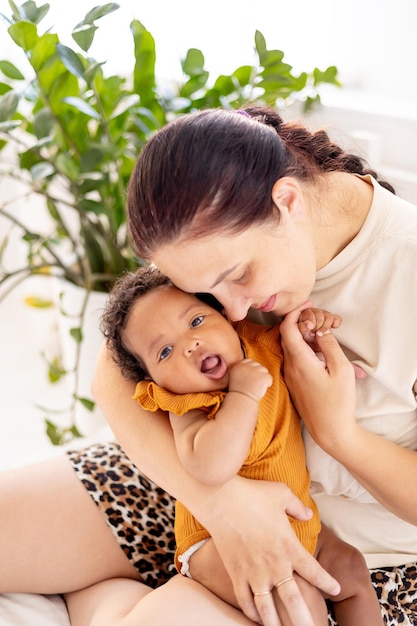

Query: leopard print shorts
[[67, 442, 417, 623], [67, 441, 177, 589], [328, 563, 417, 625]]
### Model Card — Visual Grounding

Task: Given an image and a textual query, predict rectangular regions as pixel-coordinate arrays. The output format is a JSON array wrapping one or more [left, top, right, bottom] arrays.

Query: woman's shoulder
[[371, 176, 417, 237]]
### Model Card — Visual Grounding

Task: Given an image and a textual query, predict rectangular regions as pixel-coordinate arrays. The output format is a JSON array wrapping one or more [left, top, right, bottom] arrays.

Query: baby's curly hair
[[100, 266, 172, 381]]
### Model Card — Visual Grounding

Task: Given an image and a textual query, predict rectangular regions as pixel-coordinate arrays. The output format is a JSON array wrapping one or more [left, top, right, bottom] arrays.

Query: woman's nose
[[222, 297, 251, 322]]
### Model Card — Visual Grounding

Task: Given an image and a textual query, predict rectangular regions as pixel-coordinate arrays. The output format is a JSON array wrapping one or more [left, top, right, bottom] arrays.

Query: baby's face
[[122, 285, 243, 394]]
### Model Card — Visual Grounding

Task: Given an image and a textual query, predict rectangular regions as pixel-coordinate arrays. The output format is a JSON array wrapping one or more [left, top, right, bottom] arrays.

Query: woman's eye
[[159, 346, 172, 361], [233, 269, 249, 284], [191, 315, 204, 327]]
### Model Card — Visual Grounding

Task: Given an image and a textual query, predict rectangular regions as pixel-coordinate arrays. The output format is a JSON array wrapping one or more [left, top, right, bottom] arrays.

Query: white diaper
[[177, 538, 209, 578]]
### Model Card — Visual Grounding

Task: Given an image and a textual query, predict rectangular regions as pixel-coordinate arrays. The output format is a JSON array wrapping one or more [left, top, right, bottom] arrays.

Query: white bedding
[[0, 593, 70, 625]]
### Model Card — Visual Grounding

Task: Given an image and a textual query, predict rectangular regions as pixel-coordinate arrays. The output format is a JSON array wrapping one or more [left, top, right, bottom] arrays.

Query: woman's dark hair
[[101, 266, 224, 381], [128, 105, 395, 260], [100, 266, 172, 381]]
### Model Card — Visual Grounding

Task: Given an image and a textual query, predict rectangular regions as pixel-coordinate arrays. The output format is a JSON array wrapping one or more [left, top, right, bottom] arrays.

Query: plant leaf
[[131, 20, 156, 103], [0, 82, 13, 95], [55, 153, 79, 181], [182, 48, 205, 77], [47, 357, 67, 383], [70, 327, 83, 343], [109, 93, 139, 119], [30, 161, 55, 180], [77, 198, 104, 214], [62, 96, 100, 119], [20, 1, 50, 24], [0, 60, 24, 80], [70, 424, 83, 438], [0, 90, 19, 121], [56, 43, 85, 78], [232, 65, 253, 87], [30, 32, 58, 72], [24, 295, 54, 308], [75, 396, 95, 411], [254, 30, 267, 57], [8, 20, 38, 50], [82, 3, 120, 24], [44, 419, 70, 445], [83, 60, 104, 84], [72, 24, 97, 53], [0, 119, 20, 130], [33, 107, 54, 138], [313, 65, 340, 86]]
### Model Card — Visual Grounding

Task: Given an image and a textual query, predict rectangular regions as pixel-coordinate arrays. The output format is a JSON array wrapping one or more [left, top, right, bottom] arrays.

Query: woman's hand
[[279, 304, 358, 450], [201, 476, 340, 625], [279, 306, 417, 526]]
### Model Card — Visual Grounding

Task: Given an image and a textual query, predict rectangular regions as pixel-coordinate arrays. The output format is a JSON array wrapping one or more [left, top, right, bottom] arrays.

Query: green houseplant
[[0, 0, 340, 443]]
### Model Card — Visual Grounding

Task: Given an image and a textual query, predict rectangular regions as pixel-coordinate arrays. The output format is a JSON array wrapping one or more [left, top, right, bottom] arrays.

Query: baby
[[101, 266, 383, 626]]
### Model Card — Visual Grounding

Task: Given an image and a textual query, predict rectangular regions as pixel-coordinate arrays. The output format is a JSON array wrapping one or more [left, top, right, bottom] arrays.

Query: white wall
[[1, 0, 417, 104]]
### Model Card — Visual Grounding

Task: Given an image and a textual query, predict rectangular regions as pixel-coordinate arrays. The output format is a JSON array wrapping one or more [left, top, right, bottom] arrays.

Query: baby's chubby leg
[[315, 524, 383, 626]]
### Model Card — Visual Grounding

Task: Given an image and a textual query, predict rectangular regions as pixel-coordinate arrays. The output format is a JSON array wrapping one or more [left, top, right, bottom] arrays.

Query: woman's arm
[[280, 307, 417, 525], [170, 358, 272, 486], [92, 343, 340, 625]]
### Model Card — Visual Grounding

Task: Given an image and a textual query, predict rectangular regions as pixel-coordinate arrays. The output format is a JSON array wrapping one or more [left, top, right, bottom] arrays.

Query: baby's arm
[[169, 359, 272, 486]]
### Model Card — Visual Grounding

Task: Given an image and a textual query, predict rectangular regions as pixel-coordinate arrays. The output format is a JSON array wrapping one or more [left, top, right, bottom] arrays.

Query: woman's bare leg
[[65, 575, 257, 626], [0, 455, 138, 593]]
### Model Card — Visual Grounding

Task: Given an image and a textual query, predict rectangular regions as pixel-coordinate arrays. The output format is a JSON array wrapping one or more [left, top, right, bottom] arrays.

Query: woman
[[1, 105, 416, 626]]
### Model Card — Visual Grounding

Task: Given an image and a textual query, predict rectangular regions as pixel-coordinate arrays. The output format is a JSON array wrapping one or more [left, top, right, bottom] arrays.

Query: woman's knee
[[65, 578, 152, 626]]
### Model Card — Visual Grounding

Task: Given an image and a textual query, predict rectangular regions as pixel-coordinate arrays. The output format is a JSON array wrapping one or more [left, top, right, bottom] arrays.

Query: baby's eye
[[191, 315, 204, 327], [159, 346, 173, 361]]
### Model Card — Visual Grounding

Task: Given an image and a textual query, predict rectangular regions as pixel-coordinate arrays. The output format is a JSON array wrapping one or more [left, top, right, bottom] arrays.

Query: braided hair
[[128, 106, 394, 260]]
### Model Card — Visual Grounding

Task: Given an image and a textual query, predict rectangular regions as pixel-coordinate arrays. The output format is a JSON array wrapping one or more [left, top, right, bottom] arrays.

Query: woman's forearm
[[325, 424, 417, 526], [280, 311, 417, 525]]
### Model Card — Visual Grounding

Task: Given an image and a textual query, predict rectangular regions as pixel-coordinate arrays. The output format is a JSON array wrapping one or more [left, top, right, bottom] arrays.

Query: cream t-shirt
[[306, 175, 417, 568]]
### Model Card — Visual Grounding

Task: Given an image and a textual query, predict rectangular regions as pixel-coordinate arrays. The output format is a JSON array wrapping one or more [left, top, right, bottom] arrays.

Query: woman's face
[[153, 216, 318, 322]]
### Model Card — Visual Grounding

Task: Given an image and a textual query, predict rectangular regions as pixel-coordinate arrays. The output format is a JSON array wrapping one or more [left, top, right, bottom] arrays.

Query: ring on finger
[[275, 575, 296, 589], [253, 590, 272, 597]]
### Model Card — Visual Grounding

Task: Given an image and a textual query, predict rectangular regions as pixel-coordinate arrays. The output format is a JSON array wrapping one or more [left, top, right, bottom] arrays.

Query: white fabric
[[0, 593, 70, 626], [306, 175, 417, 567], [178, 538, 209, 577]]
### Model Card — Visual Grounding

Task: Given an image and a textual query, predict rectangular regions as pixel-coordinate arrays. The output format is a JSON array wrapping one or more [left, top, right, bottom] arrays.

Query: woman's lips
[[256, 295, 276, 313]]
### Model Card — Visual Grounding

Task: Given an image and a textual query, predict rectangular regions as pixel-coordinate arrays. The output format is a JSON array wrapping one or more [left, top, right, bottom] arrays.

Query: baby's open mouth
[[200, 355, 227, 379]]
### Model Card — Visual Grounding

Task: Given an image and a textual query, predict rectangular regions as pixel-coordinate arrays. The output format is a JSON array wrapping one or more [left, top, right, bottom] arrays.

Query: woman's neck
[[314, 172, 374, 270]]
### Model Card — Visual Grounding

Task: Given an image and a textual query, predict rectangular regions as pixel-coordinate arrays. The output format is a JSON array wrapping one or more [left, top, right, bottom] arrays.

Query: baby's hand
[[288, 303, 366, 379], [229, 359, 273, 403], [297, 308, 342, 346]]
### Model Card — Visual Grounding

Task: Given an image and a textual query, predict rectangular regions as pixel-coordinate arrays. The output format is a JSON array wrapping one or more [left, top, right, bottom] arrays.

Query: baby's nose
[[185, 339, 200, 355]]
